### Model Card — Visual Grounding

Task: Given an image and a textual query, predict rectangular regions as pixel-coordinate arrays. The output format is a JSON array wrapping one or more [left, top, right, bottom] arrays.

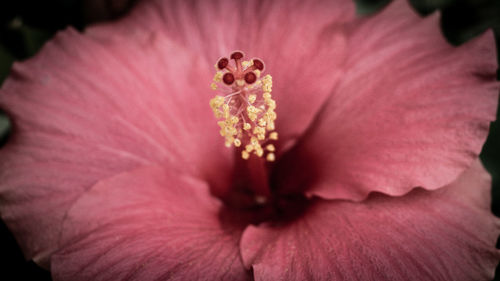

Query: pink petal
[[241, 161, 500, 281], [0, 26, 232, 264], [51, 165, 250, 281], [274, 0, 499, 200]]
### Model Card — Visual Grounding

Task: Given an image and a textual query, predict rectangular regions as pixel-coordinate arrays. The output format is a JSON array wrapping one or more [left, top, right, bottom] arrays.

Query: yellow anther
[[269, 132, 278, 140], [231, 116, 239, 124], [258, 118, 266, 127], [214, 71, 223, 82], [247, 105, 259, 113], [255, 147, 264, 157], [266, 144, 275, 152], [242, 150, 250, 160], [267, 122, 275, 131], [242, 60, 252, 68], [253, 126, 265, 135], [266, 153, 275, 162], [210, 96, 224, 109], [234, 139, 242, 147], [262, 75, 273, 92], [248, 94, 257, 104], [263, 92, 271, 100], [248, 113, 257, 122], [210, 83, 217, 90], [255, 70, 261, 78], [266, 100, 276, 110], [216, 96, 225, 103], [245, 144, 254, 152], [266, 110, 277, 120], [243, 123, 251, 130]]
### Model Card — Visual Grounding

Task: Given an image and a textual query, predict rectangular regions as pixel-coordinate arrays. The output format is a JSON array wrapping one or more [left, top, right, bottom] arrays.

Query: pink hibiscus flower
[[1, 0, 499, 280]]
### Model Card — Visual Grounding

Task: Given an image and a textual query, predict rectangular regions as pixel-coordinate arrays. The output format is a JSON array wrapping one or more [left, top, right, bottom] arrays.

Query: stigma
[[209, 51, 278, 161]]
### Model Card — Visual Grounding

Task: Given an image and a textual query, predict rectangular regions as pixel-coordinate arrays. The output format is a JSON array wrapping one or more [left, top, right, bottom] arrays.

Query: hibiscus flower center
[[209, 51, 278, 162], [209, 51, 313, 222]]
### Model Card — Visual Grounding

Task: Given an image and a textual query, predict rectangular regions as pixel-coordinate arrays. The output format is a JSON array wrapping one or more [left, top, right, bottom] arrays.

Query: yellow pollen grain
[[242, 150, 250, 160], [262, 75, 273, 92], [242, 60, 252, 68], [243, 123, 251, 130], [234, 139, 242, 147], [269, 132, 278, 140], [266, 144, 275, 152], [258, 118, 266, 127], [213, 71, 223, 82], [210, 83, 217, 90], [267, 122, 275, 131], [266, 153, 275, 162], [248, 94, 257, 104], [245, 144, 254, 152], [248, 113, 257, 122], [266, 100, 276, 110], [247, 105, 259, 113]]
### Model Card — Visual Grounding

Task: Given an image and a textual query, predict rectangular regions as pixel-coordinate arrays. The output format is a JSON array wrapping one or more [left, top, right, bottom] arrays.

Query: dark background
[[0, 0, 499, 279]]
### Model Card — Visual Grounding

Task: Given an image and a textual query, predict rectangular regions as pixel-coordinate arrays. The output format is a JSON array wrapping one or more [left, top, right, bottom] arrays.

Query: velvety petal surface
[[113, 0, 355, 150], [51, 165, 250, 281], [0, 25, 232, 264], [242, 161, 500, 281], [274, 0, 499, 200]]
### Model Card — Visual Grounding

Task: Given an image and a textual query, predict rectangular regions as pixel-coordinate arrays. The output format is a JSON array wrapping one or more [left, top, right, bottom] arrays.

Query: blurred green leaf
[[482, 115, 500, 214], [0, 110, 10, 147], [409, 0, 454, 15], [440, 1, 500, 45], [1, 18, 54, 59], [354, 0, 392, 15], [0, 44, 14, 84]]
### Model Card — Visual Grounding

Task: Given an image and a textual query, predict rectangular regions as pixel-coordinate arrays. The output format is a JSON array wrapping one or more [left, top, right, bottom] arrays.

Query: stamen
[[209, 51, 278, 161]]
